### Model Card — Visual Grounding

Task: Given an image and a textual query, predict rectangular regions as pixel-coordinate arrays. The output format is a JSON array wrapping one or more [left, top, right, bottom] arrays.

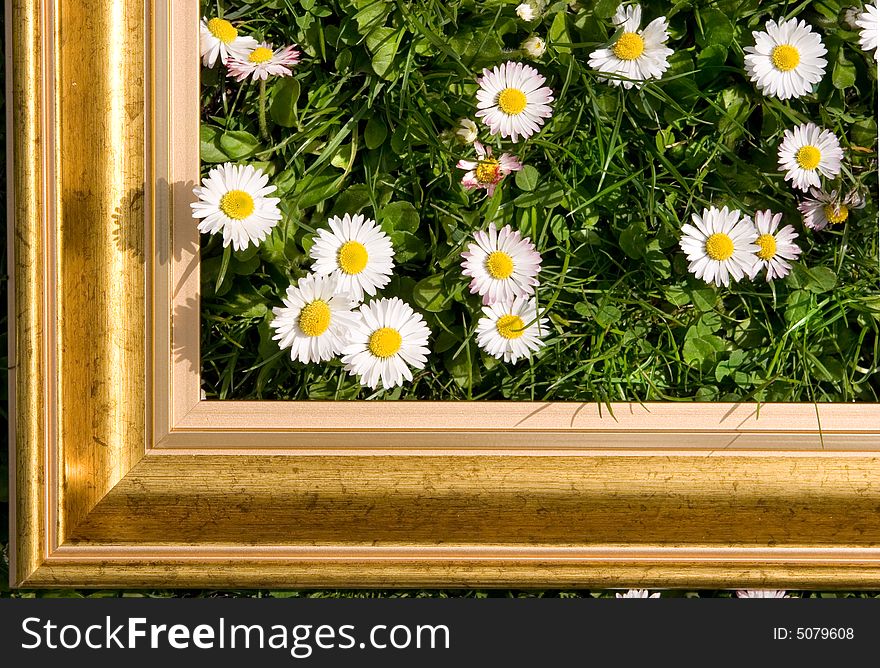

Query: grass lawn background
[[3, 0, 880, 597], [200, 0, 877, 403]]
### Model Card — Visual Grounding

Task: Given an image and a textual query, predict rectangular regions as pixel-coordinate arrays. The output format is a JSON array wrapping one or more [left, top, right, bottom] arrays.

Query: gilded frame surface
[[8, 0, 880, 588]]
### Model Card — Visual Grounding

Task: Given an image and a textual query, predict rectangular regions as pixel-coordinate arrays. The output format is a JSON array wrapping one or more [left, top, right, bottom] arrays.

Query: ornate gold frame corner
[[9, 0, 880, 589]]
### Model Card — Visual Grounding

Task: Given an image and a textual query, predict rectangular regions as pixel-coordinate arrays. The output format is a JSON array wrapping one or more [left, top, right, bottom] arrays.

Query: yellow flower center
[[771, 44, 800, 72], [485, 251, 515, 279], [823, 204, 849, 224], [207, 18, 237, 45], [248, 46, 274, 64], [219, 190, 255, 220], [612, 32, 645, 61], [755, 233, 777, 261], [298, 300, 332, 337], [368, 327, 403, 358], [705, 232, 735, 261], [475, 159, 501, 184], [337, 241, 369, 274], [496, 314, 525, 340], [497, 88, 528, 115], [795, 145, 821, 170]]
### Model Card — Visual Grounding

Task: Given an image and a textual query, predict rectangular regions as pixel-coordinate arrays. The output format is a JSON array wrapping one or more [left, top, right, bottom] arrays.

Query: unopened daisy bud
[[521, 35, 547, 59], [516, 0, 546, 21], [844, 6, 863, 30], [455, 118, 479, 144]]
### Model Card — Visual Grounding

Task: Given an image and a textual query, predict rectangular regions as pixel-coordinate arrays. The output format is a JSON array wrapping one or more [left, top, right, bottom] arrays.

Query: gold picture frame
[[8, 0, 880, 589]]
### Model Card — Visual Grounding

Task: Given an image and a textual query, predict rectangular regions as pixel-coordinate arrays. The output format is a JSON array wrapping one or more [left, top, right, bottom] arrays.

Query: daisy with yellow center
[[309, 213, 395, 302], [777, 123, 843, 191], [744, 210, 802, 282], [226, 42, 301, 82], [679, 206, 759, 287], [587, 3, 673, 90], [798, 187, 865, 231], [461, 222, 542, 305], [744, 18, 827, 100], [190, 163, 281, 251], [199, 16, 257, 68], [341, 297, 431, 390], [476, 297, 548, 364], [475, 61, 555, 142], [270, 274, 360, 364], [457, 141, 523, 197]]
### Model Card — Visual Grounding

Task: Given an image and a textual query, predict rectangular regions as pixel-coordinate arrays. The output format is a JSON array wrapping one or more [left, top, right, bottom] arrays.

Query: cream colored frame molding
[[9, 0, 880, 588]]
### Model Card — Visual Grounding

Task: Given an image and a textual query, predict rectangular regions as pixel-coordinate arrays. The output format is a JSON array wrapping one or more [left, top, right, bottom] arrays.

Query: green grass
[[199, 0, 878, 402]]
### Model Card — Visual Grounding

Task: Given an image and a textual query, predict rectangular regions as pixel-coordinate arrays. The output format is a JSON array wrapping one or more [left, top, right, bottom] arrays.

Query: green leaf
[[364, 117, 388, 150], [269, 78, 301, 128], [294, 173, 340, 209], [379, 201, 420, 233], [682, 334, 725, 366], [594, 0, 619, 19], [216, 290, 268, 318], [389, 230, 425, 263], [514, 165, 540, 192], [697, 9, 734, 48], [805, 266, 838, 294], [366, 27, 403, 79], [618, 221, 647, 259], [548, 11, 571, 57], [832, 47, 856, 90], [513, 183, 565, 208], [200, 125, 227, 163], [331, 184, 373, 217], [412, 274, 446, 312], [444, 346, 480, 389], [219, 130, 260, 159], [594, 304, 621, 328], [687, 286, 717, 312]]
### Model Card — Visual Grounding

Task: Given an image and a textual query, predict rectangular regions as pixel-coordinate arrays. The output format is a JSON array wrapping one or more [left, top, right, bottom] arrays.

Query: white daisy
[[227, 42, 301, 82], [457, 141, 523, 197], [745, 210, 802, 282], [857, 2, 879, 55], [341, 298, 431, 390], [616, 590, 661, 598], [521, 35, 547, 59], [475, 61, 555, 143], [190, 163, 282, 251], [461, 222, 542, 305], [270, 274, 360, 364], [587, 3, 673, 90], [679, 206, 759, 288], [309, 213, 395, 303], [736, 590, 790, 598], [476, 297, 548, 364], [798, 188, 866, 230], [455, 118, 479, 145], [778, 123, 844, 192], [200, 16, 258, 68], [744, 18, 827, 100]]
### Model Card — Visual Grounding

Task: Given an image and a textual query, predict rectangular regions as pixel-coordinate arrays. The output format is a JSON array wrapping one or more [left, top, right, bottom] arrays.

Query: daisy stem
[[258, 79, 269, 140]]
